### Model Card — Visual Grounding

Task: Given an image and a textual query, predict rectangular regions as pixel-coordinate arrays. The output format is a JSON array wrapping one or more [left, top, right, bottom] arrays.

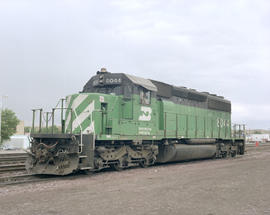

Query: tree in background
[[1, 109, 19, 144], [41, 125, 61, 133]]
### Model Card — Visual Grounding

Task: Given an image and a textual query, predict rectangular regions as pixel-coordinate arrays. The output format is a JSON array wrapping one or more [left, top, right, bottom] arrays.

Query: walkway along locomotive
[[26, 68, 245, 175]]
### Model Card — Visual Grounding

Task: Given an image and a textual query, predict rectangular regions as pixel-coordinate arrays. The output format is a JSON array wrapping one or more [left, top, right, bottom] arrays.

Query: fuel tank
[[156, 144, 216, 163]]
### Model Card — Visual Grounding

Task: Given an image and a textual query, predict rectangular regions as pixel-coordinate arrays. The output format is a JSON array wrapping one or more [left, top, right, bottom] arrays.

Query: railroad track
[[0, 172, 90, 186], [246, 143, 270, 149], [0, 174, 42, 186], [0, 152, 27, 173], [0, 173, 72, 186]]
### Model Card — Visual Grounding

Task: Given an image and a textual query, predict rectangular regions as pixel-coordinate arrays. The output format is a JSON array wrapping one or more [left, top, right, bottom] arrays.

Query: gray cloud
[[0, 0, 269, 129]]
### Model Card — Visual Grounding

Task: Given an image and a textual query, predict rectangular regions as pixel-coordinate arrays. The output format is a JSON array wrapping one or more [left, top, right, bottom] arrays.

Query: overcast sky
[[0, 0, 269, 129]]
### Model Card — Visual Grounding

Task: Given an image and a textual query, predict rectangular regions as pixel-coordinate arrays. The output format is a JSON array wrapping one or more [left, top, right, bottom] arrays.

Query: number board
[[92, 75, 122, 86], [105, 77, 122, 85]]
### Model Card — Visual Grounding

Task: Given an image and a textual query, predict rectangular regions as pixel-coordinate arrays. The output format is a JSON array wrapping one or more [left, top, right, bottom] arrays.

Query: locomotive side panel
[[160, 99, 231, 140]]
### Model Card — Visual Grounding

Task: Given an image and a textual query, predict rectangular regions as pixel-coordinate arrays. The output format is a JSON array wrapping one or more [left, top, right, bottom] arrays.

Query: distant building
[[246, 134, 270, 143], [16, 120, 25, 135]]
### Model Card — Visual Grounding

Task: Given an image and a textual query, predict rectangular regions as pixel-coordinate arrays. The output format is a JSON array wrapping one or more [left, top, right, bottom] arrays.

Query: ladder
[[78, 134, 95, 170]]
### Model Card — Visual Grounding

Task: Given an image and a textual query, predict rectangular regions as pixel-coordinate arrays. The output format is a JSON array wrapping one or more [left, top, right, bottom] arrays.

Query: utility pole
[[0, 95, 8, 144]]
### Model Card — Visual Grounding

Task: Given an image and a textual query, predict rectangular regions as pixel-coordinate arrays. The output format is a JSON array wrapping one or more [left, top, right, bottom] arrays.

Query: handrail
[[72, 108, 83, 153], [30, 100, 95, 154], [31, 108, 42, 134], [232, 124, 246, 139]]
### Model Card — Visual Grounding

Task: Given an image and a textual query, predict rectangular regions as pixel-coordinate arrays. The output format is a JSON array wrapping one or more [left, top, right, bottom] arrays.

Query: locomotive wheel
[[111, 163, 123, 171], [111, 159, 124, 171], [231, 151, 237, 157], [139, 159, 149, 168], [221, 151, 227, 158], [239, 145, 245, 155]]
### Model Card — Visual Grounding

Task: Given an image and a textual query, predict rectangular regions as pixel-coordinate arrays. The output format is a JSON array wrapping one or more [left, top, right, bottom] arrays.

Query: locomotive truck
[[26, 68, 245, 175]]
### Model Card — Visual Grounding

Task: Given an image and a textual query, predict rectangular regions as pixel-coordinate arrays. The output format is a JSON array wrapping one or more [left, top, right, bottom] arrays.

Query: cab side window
[[140, 88, 151, 105]]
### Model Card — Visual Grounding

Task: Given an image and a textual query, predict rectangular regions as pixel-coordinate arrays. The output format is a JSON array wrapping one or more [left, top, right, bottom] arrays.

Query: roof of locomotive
[[150, 79, 231, 112], [125, 73, 157, 92], [150, 79, 230, 102], [82, 70, 231, 112]]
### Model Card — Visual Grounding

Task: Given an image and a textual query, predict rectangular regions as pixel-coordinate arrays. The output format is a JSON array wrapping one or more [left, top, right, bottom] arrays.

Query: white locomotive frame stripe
[[72, 100, 95, 133]]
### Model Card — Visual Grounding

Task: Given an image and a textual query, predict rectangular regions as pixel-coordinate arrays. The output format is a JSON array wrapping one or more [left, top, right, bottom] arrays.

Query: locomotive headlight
[[99, 74, 104, 83]]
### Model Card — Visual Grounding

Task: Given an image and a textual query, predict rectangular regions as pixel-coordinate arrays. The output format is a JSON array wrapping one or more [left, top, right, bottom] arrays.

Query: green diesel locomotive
[[27, 68, 245, 175]]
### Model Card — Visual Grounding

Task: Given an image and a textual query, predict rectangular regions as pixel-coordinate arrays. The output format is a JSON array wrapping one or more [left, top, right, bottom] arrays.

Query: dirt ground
[[0, 146, 270, 215]]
